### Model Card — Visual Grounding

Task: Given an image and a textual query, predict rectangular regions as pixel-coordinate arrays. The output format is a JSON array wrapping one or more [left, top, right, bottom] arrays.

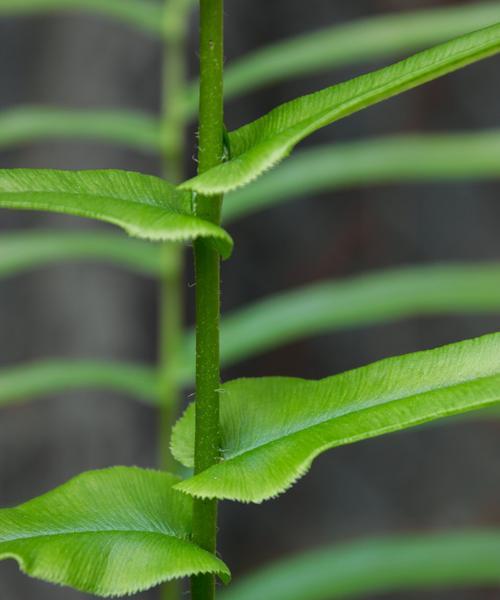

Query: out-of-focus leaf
[[0, 467, 230, 597], [0, 0, 164, 36], [0, 360, 158, 406], [222, 530, 500, 600], [173, 333, 500, 502], [224, 131, 500, 222], [219, 2, 500, 105], [0, 230, 162, 278], [0, 169, 233, 258], [181, 25, 500, 195], [0, 107, 160, 153], [219, 263, 500, 367], [179, 263, 500, 378]]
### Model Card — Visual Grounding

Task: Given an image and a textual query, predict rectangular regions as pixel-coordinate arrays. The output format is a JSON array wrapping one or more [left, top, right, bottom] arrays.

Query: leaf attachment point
[[0, 169, 233, 258], [173, 333, 500, 503], [181, 24, 500, 195]]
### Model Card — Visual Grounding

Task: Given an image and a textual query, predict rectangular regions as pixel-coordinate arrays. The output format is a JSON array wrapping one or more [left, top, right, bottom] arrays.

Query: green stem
[[191, 1, 224, 600], [158, 243, 183, 474], [161, 0, 190, 182], [159, 1, 192, 599]]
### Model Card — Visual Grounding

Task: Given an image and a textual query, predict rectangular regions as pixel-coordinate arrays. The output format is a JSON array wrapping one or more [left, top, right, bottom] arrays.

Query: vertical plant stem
[[191, 1, 224, 600], [159, 1, 192, 598], [162, 0, 190, 184], [159, 0, 190, 471]]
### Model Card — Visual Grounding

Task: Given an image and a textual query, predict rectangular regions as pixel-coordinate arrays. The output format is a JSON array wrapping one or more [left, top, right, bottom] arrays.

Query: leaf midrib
[[224, 372, 500, 460], [0, 189, 188, 215], [0, 524, 188, 543]]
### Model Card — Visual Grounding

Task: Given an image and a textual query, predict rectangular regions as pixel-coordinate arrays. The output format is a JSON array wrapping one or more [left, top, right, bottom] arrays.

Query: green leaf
[[0, 467, 230, 596], [0, 169, 233, 258], [181, 24, 500, 195], [0, 230, 162, 278], [179, 262, 500, 380], [220, 2, 500, 105], [0, 0, 164, 36], [7, 260, 500, 408], [204, 263, 500, 370], [172, 333, 500, 502], [221, 530, 500, 600], [225, 131, 500, 222], [0, 107, 160, 153], [0, 360, 158, 407]]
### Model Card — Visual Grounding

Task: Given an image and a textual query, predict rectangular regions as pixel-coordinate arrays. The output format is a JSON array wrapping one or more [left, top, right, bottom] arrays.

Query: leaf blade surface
[[0, 467, 230, 596], [0, 169, 232, 258], [173, 333, 500, 502], [182, 25, 500, 194]]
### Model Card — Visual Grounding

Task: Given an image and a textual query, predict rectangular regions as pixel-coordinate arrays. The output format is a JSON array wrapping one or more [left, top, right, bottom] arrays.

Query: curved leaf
[[0, 360, 158, 406], [173, 333, 500, 502], [225, 131, 500, 222], [178, 263, 500, 380], [222, 530, 500, 600], [0, 107, 160, 153], [0, 467, 230, 597], [0, 0, 164, 36], [0, 230, 161, 278], [220, 2, 500, 104], [181, 25, 500, 195], [207, 263, 500, 370], [0, 169, 233, 258]]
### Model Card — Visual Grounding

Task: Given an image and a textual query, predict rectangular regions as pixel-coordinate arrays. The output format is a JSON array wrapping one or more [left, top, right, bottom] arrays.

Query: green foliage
[[2, 129, 499, 280], [0, 120, 498, 226], [219, 2, 500, 105], [0, 169, 233, 258], [0, 0, 163, 35], [0, 107, 160, 153], [181, 25, 500, 195], [2, 3, 497, 144], [5, 0, 498, 81], [206, 263, 500, 369], [222, 530, 500, 600], [0, 360, 157, 406], [172, 333, 500, 502], [1, 2, 500, 599], [185, 3, 500, 116], [2, 263, 500, 406], [224, 131, 500, 221], [2, 262, 500, 408], [3, 260, 500, 409], [0, 467, 230, 596], [0, 230, 161, 278]]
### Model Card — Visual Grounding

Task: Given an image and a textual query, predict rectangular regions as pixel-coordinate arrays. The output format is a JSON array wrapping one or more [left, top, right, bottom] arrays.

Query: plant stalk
[[159, 0, 192, 598], [159, 0, 190, 470], [191, 1, 224, 599]]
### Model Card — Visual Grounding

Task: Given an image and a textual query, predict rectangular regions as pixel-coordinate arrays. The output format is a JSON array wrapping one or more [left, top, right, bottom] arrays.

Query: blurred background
[[0, 0, 500, 598]]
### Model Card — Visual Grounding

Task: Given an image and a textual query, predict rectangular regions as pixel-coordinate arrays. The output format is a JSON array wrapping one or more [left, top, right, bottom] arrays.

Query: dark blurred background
[[1, 0, 500, 598]]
